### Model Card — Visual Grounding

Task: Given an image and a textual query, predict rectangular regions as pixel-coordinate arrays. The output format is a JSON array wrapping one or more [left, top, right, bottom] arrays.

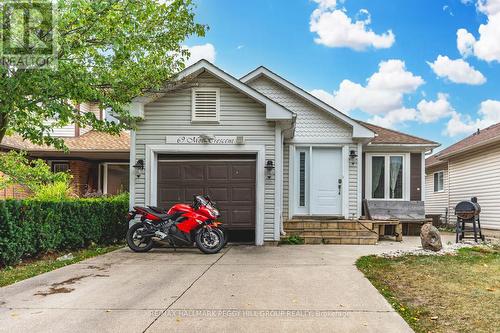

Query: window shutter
[[192, 88, 220, 122]]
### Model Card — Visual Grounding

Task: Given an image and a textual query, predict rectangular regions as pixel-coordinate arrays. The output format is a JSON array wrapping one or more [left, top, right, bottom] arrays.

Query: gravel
[[378, 241, 480, 258]]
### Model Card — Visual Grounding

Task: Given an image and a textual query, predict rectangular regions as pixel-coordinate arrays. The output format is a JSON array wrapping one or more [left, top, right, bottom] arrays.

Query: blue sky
[[186, 0, 500, 149]]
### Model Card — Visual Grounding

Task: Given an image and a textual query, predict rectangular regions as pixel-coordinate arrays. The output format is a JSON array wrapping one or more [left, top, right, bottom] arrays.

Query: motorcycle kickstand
[[169, 239, 177, 251]]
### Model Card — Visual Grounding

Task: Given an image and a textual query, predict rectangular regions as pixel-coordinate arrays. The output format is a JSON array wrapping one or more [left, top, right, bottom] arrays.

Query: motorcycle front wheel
[[195, 228, 225, 254], [127, 223, 154, 252]]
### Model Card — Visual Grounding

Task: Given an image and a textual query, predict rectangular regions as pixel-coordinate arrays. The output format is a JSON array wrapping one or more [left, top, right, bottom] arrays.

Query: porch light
[[265, 160, 275, 179], [349, 150, 358, 165], [133, 159, 144, 171]]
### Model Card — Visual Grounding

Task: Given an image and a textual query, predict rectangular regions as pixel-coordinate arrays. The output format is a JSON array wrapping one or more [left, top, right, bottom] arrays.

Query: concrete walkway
[[0, 237, 449, 333]]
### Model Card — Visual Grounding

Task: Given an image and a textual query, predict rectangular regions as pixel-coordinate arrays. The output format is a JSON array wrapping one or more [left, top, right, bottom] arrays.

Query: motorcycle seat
[[147, 205, 166, 214]]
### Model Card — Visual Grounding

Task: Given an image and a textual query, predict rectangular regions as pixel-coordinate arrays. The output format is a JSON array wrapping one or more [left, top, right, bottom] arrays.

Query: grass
[[356, 246, 500, 333], [0, 244, 124, 287]]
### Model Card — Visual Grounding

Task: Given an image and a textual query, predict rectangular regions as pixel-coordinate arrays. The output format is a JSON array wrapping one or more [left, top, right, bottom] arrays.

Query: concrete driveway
[[0, 239, 434, 333]]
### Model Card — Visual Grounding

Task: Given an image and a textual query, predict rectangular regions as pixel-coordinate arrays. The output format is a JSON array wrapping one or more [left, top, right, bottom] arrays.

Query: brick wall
[[0, 171, 31, 199], [68, 160, 98, 195]]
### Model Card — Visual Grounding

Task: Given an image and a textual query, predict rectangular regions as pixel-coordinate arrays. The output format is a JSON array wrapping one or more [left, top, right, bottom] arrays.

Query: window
[[100, 163, 130, 195], [192, 88, 220, 122], [51, 162, 69, 173], [368, 155, 405, 200], [299, 152, 306, 206], [434, 171, 444, 192]]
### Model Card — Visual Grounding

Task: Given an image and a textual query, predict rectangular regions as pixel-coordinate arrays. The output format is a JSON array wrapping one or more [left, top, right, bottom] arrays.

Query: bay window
[[367, 154, 406, 200]]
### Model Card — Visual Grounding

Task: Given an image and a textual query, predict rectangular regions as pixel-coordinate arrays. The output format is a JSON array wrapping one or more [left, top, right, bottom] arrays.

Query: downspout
[[280, 116, 296, 236]]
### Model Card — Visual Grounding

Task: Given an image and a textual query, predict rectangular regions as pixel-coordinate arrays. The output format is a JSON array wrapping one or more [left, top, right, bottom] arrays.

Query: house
[[129, 60, 439, 245], [425, 123, 500, 237], [0, 103, 130, 198]]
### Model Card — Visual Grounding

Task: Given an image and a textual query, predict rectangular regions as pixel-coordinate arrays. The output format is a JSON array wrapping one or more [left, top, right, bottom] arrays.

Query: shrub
[[0, 195, 129, 267], [33, 181, 74, 201]]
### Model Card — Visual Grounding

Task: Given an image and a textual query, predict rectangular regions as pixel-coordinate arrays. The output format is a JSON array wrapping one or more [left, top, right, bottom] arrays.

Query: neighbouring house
[[425, 123, 500, 237], [129, 60, 439, 245], [0, 103, 130, 198]]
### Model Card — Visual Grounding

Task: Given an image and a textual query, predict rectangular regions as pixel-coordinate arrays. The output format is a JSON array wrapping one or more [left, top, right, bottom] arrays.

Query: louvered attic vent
[[192, 88, 220, 122]]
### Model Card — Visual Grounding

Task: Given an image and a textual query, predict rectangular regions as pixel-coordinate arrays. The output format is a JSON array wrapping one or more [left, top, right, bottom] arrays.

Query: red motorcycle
[[126, 195, 225, 254]]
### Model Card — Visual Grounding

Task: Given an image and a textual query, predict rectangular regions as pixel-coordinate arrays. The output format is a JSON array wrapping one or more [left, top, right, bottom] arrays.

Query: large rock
[[420, 223, 443, 251]]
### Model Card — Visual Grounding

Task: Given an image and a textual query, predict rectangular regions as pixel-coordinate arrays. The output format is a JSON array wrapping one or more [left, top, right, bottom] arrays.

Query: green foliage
[[0, 195, 129, 266], [282, 235, 305, 245], [0, 0, 207, 149], [0, 151, 71, 194], [32, 181, 73, 201]]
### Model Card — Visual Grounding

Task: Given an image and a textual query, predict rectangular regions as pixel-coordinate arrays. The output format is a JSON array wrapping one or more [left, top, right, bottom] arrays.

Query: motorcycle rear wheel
[[127, 223, 154, 252], [195, 228, 225, 254]]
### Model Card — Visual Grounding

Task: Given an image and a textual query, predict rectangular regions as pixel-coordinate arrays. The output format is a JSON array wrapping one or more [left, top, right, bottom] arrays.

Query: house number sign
[[166, 136, 245, 145]]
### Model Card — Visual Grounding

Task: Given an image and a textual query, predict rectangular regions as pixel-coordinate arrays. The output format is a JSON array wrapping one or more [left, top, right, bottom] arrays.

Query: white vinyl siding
[[448, 145, 500, 230], [134, 72, 277, 240], [425, 165, 449, 217], [191, 88, 220, 123], [248, 76, 352, 139], [248, 76, 360, 218], [348, 144, 358, 218]]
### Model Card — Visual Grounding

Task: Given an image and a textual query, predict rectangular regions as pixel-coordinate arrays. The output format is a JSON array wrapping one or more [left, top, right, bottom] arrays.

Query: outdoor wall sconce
[[133, 159, 144, 177], [265, 160, 275, 179], [349, 150, 358, 165]]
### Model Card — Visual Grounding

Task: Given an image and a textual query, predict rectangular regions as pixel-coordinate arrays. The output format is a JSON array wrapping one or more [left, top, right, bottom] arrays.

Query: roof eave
[[241, 67, 375, 139], [438, 135, 500, 159], [133, 60, 294, 122]]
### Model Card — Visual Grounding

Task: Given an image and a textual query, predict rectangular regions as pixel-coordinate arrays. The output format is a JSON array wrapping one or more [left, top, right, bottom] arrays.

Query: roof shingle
[[435, 122, 500, 158], [0, 131, 130, 152], [359, 121, 439, 145]]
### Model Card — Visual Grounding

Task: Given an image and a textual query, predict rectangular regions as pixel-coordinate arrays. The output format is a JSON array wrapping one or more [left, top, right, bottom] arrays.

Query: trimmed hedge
[[0, 195, 129, 266]]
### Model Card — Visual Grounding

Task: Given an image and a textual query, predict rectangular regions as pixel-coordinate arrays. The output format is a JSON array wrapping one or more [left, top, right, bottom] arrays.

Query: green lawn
[[0, 244, 124, 287], [356, 246, 500, 333]]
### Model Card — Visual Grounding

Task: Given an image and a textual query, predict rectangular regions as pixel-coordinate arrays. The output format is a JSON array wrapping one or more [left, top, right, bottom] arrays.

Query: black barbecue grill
[[455, 197, 485, 242]]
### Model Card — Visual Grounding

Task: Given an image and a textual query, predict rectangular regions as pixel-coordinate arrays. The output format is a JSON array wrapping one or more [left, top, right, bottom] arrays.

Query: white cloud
[[444, 99, 500, 136], [184, 43, 216, 67], [457, 28, 476, 57], [331, 59, 424, 117], [427, 55, 486, 85], [369, 108, 417, 128], [457, 0, 500, 62], [309, 2, 395, 51], [417, 93, 455, 123], [477, 0, 500, 15], [310, 89, 337, 108]]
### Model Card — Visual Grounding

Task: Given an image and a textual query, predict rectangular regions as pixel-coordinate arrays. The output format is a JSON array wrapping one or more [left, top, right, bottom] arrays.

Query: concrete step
[[284, 221, 373, 230], [300, 229, 377, 237], [280, 235, 377, 245]]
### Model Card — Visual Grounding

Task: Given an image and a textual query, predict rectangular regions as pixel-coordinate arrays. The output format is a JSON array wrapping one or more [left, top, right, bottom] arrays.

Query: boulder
[[420, 223, 443, 251]]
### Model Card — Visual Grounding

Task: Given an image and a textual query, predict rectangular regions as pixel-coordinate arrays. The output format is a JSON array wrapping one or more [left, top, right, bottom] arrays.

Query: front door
[[294, 147, 343, 216]]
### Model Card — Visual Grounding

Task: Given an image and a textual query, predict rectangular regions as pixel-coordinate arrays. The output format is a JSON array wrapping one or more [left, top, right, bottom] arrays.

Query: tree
[[0, 0, 206, 149], [0, 150, 71, 193]]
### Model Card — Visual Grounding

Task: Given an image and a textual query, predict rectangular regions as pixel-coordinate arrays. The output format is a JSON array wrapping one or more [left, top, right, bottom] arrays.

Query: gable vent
[[192, 88, 220, 122]]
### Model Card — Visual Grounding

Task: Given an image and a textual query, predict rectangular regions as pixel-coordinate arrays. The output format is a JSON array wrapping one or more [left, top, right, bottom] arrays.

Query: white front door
[[294, 147, 343, 216], [311, 148, 342, 215]]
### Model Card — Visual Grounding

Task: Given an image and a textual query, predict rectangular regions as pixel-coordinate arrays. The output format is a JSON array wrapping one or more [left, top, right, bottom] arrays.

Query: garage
[[157, 154, 256, 242]]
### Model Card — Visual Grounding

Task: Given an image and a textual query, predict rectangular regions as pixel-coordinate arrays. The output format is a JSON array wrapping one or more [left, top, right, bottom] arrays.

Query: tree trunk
[[0, 112, 9, 144]]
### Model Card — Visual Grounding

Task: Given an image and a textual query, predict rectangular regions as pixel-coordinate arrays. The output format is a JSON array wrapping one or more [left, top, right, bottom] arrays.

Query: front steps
[[282, 219, 379, 245]]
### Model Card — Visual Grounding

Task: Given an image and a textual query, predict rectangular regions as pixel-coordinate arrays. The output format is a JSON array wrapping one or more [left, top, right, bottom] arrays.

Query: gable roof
[[434, 122, 500, 159], [0, 131, 130, 152], [240, 66, 375, 139], [132, 60, 294, 121], [425, 154, 446, 168], [359, 122, 440, 146]]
